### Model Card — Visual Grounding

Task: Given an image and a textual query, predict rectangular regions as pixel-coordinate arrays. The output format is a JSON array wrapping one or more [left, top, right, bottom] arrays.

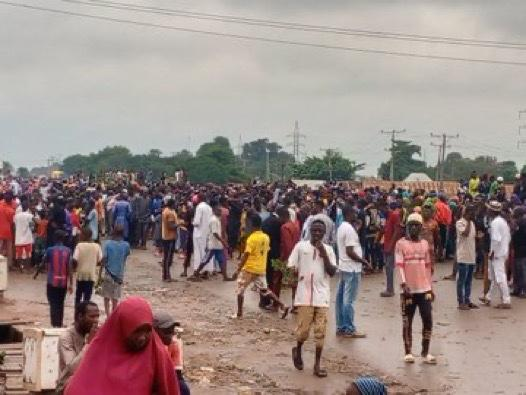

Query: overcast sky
[[1, 0, 525, 175]]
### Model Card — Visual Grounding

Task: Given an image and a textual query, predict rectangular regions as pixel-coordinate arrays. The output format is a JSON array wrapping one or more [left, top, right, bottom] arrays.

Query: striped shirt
[[46, 245, 72, 288]]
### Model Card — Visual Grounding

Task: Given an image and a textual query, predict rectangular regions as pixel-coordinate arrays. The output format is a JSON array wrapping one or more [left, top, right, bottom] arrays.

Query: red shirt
[[434, 200, 452, 226], [0, 200, 15, 240], [280, 220, 300, 262], [383, 209, 402, 254]]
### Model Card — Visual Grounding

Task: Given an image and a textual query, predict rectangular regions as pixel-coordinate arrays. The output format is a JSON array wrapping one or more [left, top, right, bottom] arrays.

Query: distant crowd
[[0, 170, 525, 394]]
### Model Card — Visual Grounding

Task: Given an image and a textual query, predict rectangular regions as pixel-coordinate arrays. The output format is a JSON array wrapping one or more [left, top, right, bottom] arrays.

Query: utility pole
[[430, 132, 459, 187], [430, 142, 442, 181], [265, 147, 270, 182], [380, 129, 406, 181], [319, 148, 339, 181], [518, 110, 526, 149], [287, 120, 306, 162]]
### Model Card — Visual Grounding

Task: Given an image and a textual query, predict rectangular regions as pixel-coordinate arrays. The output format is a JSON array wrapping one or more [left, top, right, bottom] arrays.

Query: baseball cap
[[153, 311, 180, 329], [407, 213, 423, 224]]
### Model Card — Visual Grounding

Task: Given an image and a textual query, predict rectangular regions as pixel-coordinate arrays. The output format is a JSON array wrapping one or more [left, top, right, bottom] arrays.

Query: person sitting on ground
[[153, 311, 190, 395], [56, 301, 100, 394], [65, 297, 179, 395]]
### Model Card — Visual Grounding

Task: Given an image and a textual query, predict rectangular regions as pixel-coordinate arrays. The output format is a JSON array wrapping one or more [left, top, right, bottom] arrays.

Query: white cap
[[407, 213, 423, 224], [497, 176, 504, 182]]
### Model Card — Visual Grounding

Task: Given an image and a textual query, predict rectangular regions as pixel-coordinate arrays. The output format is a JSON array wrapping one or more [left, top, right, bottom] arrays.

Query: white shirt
[[207, 215, 223, 250], [337, 221, 363, 272], [490, 216, 511, 259], [14, 211, 34, 246], [456, 218, 476, 264], [193, 202, 213, 238], [287, 240, 337, 308]]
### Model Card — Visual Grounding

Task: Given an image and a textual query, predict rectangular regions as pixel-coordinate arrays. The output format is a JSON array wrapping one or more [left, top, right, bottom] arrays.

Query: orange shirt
[[166, 338, 183, 370], [36, 218, 49, 238]]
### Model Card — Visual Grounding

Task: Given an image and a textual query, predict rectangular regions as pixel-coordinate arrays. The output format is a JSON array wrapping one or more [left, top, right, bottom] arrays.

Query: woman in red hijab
[[65, 297, 179, 395]]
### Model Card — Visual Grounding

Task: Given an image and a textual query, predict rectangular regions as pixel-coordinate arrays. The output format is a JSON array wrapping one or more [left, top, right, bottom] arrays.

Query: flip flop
[[292, 347, 303, 371], [313, 368, 328, 378], [281, 307, 290, 319]]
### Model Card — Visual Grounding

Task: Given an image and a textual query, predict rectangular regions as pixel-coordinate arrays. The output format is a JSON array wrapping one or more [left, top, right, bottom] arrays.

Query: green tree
[[291, 151, 364, 181], [187, 136, 246, 183], [1, 161, 13, 176], [521, 164, 526, 175], [433, 152, 518, 182], [378, 140, 428, 181], [17, 167, 30, 178], [148, 149, 162, 158], [241, 138, 295, 180]]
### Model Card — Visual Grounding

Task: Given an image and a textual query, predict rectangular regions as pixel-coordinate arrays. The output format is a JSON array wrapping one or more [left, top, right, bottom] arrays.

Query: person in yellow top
[[233, 214, 290, 319], [468, 171, 480, 197]]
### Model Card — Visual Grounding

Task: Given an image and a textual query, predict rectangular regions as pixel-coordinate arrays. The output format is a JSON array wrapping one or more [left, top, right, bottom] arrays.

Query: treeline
[[58, 136, 364, 183], [378, 140, 524, 182]]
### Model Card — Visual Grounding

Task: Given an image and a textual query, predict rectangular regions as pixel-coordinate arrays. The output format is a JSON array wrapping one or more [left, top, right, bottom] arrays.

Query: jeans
[[456, 263, 474, 305], [177, 370, 190, 395], [335, 271, 361, 333], [384, 252, 395, 293], [162, 239, 176, 280], [200, 249, 226, 269], [75, 280, 94, 306], [47, 285, 67, 328]]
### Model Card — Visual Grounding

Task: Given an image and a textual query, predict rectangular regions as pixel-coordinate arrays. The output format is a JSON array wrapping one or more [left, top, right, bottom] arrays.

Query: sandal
[[292, 347, 303, 371], [281, 307, 290, 319], [313, 367, 328, 378]]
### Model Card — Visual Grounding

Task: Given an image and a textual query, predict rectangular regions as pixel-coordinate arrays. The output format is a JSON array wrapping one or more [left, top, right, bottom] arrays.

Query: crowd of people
[[0, 170, 526, 394]]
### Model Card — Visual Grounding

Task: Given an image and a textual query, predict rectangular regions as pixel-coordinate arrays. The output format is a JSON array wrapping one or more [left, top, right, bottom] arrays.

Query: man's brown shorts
[[295, 306, 329, 348], [237, 270, 268, 296]]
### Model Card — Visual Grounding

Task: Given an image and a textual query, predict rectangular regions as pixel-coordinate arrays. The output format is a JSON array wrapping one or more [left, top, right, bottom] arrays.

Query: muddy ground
[[2, 249, 525, 394]]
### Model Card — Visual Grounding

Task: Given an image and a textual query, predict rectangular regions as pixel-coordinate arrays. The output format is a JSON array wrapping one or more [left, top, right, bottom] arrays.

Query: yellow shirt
[[242, 230, 269, 275]]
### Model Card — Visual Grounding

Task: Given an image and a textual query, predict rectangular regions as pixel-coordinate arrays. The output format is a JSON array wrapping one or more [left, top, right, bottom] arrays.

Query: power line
[[2, 1, 526, 67], [59, 0, 526, 51], [381, 129, 406, 181]]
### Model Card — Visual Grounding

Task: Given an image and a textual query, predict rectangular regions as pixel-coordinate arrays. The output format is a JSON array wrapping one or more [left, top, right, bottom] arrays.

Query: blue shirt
[[103, 239, 130, 281]]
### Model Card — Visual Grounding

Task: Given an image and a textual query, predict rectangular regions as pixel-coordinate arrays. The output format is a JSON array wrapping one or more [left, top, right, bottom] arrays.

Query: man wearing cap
[[480, 201, 512, 309], [490, 176, 504, 199], [153, 312, 189, 395], [395, 213, 436, 364]]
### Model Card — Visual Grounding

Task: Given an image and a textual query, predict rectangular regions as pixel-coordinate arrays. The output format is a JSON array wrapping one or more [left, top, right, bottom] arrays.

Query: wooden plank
[[0, 363, 22, 372], [0, 321, 33, 326], [0, 343, 23, 350]]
